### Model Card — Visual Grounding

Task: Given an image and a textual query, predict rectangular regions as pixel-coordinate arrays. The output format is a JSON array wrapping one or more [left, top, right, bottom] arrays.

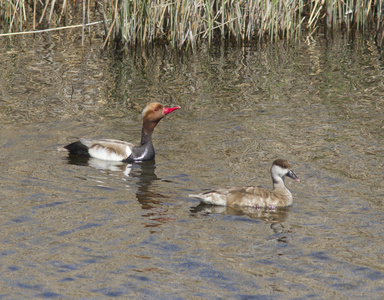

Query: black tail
[[64, 141, 90, 157]]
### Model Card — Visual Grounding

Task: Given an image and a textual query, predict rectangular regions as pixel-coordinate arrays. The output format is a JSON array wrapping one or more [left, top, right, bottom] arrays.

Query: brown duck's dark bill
[[287, 170, 301, 182], [163, 106, 181, 115]]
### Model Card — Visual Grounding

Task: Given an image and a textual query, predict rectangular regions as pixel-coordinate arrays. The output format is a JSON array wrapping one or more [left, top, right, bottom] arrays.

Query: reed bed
[[116, 0, 306, 48], [0, 0, 383, 50]]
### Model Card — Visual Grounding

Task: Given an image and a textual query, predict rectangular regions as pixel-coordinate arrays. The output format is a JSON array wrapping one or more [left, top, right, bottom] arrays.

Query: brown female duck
[[190, 159, 300, 209]]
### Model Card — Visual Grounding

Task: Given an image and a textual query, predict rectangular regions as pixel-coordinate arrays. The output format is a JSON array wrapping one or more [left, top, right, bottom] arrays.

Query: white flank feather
[[89, 145, 131, 161]]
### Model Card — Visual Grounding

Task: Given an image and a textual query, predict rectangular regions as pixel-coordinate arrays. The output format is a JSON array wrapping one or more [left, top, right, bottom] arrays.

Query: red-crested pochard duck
[[64, 102, 180, 162], [190, 159, 300, 209]]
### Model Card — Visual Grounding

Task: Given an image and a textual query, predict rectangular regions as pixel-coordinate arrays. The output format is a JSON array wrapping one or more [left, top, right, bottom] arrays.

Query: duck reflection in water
[[191, 204, 292, 234], [66, 154, 136, 176], [66, 156, 174, 229]]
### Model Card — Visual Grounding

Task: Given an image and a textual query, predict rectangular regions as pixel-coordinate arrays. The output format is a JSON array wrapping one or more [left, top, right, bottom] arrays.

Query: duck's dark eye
[[282, 164, 286, 168]]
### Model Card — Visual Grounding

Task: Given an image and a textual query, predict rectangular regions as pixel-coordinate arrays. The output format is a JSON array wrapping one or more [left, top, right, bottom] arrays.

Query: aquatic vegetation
[[0, 0, 383, 50]]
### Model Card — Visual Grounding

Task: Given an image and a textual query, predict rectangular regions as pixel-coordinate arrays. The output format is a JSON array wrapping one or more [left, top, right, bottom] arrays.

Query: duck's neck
[[131, 120, 160, 161], [140, 128, 153, 146], [128, 128, 155, 162], [272, 175, 293, 205], [142, 119, 160, 136], [272, 175, 286, 189]]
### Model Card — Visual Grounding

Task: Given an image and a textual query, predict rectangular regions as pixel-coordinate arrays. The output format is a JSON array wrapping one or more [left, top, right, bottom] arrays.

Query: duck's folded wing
[[189, 188, 230, 206], [80, 138, 134, 161], [226, 186, 271, 207]]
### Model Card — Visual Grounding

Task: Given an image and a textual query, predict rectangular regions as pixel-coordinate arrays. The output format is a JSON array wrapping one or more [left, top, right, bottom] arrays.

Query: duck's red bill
[[164, 106, 181, 115]]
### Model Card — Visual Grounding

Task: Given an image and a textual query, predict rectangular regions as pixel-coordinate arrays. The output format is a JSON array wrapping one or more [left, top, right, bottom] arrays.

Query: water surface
[[1, 32, 384, 298]]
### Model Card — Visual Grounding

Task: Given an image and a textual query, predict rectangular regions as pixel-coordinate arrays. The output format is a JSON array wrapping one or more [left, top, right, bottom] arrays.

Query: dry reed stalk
[[33, 0, 36, 29], [0, 20, 107, 37], [308, 0, 322, 30], [39, 0, 50, 24], [99, 0, 110, 37], [57, 0, 67, 24], [48, 0, 56, 25], [102, 0, 117, 49], [82, 0, 85, 46]]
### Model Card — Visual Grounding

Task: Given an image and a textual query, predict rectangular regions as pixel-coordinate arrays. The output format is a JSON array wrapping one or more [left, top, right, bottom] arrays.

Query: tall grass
[[0, 0, 383, 51]]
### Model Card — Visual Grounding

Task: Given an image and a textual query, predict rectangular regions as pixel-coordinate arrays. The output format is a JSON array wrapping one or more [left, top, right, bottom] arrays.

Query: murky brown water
[[1, 30, 384, 298]]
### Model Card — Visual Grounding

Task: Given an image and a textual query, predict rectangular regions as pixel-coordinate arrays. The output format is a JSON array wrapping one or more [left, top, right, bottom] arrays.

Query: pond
[[1, 31, 384, 298]]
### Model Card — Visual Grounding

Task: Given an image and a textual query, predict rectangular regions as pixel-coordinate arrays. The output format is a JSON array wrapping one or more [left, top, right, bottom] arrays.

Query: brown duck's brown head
[[272, 159, 301, 182]]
